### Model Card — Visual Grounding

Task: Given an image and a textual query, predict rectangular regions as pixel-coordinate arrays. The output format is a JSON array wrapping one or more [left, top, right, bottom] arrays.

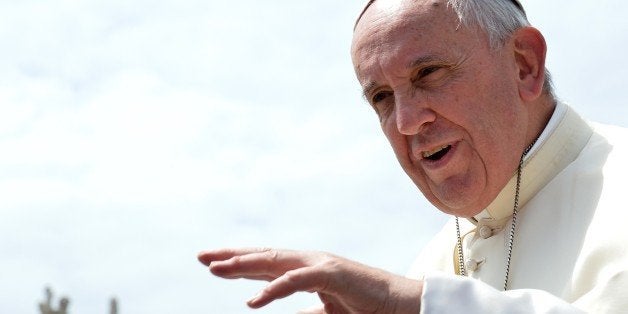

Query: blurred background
[[1, 0, 627, 313]]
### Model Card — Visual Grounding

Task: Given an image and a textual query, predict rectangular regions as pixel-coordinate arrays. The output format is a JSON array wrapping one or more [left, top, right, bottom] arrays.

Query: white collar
[[470, 103, 593, 226]]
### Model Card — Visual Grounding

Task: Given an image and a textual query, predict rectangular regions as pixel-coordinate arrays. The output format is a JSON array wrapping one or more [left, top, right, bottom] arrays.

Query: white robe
[[408, 103, 628, 313]]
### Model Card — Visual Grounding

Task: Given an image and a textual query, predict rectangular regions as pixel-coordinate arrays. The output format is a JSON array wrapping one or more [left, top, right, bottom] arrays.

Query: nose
[[395, 95, 436, 135]]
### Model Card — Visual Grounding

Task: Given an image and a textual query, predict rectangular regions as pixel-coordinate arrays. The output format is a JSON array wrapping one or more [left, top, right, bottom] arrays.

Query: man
[[198, 0, 628, 312]]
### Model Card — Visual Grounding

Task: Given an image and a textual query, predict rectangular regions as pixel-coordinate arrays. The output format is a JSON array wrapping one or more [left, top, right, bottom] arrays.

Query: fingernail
[[247, 292, 261, 307]]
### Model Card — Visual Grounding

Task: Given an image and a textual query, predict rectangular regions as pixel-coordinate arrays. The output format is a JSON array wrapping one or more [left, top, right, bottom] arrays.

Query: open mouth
[[422, 145, 452, 161]]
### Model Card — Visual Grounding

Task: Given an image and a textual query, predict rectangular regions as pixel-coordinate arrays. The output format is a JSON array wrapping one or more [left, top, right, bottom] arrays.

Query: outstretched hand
[[197, 248, 422, 313]]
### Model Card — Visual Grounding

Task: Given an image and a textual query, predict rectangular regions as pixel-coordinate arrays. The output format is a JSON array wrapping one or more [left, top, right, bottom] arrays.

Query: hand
[[197, 248, 423, 313]]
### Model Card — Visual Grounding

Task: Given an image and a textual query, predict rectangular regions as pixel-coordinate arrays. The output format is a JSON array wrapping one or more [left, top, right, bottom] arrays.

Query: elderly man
[[198, 0, 628, 312]]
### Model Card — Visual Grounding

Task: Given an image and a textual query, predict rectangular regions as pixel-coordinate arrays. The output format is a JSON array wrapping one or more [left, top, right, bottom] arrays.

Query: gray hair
[[447, 0, 528, 48], [446, 0, 554, 98]]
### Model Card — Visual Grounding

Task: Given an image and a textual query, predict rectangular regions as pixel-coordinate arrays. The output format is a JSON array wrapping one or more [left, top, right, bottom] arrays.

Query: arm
[[198, 247, 627, 313], [420, 273, 586, 313], [197, 248, 422, 313]]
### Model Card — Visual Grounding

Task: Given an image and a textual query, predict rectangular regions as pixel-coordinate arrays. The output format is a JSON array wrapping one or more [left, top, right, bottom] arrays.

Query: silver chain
[[455, 140, 537, 291], [455, 217, 467, 276]]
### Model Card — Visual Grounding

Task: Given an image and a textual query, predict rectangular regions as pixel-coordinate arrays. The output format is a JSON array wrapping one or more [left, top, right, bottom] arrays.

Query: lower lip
[[420, 142, 459, 170]]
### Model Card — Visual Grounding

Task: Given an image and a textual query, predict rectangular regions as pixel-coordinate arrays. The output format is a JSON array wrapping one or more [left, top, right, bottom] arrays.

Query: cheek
[[382, 121, 421, 176], [382, 122, 407, 161], [382, 121, 435, 195]]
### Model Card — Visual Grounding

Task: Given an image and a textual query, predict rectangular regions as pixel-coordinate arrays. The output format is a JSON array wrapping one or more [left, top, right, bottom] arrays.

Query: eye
[[412, 64, 450, 89], [417, 66, 440, 79], [369, 90, 394, 120], [371, 90, 393, 104]]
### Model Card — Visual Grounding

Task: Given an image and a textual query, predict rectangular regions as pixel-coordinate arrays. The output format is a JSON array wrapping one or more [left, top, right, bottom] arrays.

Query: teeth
[[422, 145, 449, 158]]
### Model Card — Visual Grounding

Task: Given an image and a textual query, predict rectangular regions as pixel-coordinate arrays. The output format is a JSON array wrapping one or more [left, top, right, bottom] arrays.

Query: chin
[[430, 194, 486, 218], [422, 176, 490, 218], [443, 206, 484, 218]]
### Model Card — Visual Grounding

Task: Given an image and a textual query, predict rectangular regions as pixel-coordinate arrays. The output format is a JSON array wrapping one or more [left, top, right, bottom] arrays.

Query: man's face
[[351, 0, 529, 217]]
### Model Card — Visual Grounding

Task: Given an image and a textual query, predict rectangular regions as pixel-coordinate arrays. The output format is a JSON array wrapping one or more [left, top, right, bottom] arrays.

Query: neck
[[525, 95, 556, 153], [471, 102, 592, 224]]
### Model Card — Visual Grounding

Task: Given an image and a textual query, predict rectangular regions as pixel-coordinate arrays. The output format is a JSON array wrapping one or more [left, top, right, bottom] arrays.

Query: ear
[[511, 27, 547, 102]]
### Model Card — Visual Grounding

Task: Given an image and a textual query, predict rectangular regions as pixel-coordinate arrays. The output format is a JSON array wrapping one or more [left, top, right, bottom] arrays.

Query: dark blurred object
[[38, 286, 119, 314]]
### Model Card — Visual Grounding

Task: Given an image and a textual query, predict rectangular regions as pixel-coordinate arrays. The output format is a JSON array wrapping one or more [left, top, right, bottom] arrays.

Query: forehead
[[351, 0, 479, 77], [355, 0, 442, 31]]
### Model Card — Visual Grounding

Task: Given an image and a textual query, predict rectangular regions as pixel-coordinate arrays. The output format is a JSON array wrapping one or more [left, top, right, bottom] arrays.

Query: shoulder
[[586, 122, 628, 173], [589, 121, 628, 147], [577, 121, 628, 236]]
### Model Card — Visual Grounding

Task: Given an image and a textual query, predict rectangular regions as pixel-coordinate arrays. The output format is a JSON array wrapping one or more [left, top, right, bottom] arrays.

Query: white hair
[[447, 0, 529, 48]]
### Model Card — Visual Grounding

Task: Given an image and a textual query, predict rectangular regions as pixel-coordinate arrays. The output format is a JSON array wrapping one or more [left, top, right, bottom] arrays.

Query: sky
[[1, 1, 627, 313]]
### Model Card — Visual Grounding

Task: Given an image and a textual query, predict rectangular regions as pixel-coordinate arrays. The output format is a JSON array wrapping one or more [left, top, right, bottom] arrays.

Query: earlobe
[[512, 27, 547, 101]]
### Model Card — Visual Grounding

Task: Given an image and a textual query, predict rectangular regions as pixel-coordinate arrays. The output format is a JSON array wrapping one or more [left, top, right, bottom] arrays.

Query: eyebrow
[[408, 55, 443, 69], [361, 81, 378, 100]]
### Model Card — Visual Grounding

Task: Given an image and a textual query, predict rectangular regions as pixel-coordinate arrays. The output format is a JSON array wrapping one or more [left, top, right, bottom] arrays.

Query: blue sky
[[1, 1, 627, 313]]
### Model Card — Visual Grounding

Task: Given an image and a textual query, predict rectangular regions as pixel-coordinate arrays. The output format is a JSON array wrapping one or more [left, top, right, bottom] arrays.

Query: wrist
[[390, 278, 423, 314]]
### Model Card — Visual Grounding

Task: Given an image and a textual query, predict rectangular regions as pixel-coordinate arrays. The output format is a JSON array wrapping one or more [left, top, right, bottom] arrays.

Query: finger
[[247, 266, 331, 309], [209, 249, 310, 280], [319, 293, 348, 314], [324, 301, 350, 314], [197, 247, 271, 266]]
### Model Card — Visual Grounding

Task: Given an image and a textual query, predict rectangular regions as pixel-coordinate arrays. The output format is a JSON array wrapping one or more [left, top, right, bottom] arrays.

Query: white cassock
[[407, 102, 628, 313]]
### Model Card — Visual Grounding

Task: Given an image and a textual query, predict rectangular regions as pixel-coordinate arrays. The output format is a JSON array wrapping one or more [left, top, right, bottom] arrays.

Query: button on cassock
[[479, 225, 493, 239], [465, 259, 481, 272]]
